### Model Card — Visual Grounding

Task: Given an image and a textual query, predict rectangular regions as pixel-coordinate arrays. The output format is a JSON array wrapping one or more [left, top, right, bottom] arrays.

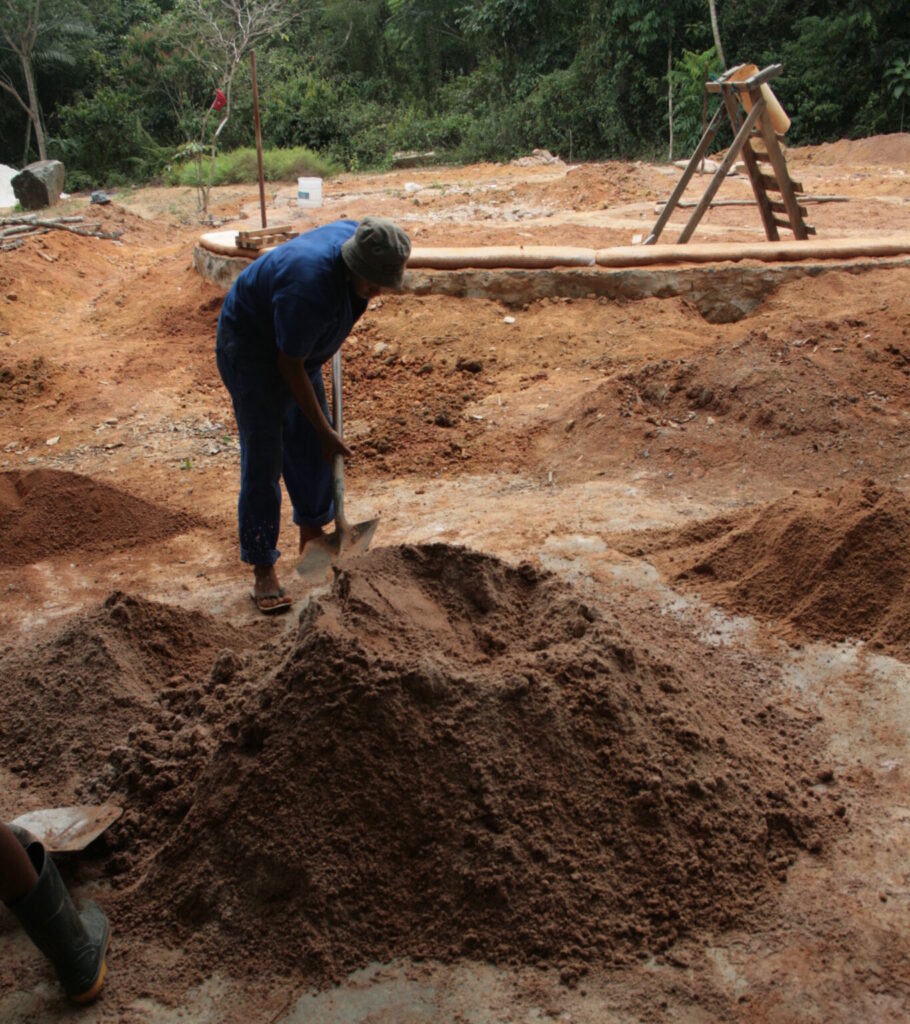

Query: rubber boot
[[5, 826, 110, 1004]]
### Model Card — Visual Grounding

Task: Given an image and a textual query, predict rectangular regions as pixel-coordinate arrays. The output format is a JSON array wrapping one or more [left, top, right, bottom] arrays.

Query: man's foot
[[299, 524, 325, 554], [251, 566, 292, 615]]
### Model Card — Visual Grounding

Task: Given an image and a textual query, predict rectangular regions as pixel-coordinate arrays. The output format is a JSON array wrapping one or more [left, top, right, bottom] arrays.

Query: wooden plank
[[706, 63, 782, 93], [756, 113, 809, 240], [769, 199, 808, 217], [772, 218, 816, 236], [236, 224, 294, 241], [234, 228, 298, 251], [655, 196, 845, 212]]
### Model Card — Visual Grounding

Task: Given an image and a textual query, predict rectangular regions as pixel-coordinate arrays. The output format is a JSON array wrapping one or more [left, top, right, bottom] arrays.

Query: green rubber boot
[[5, 826, 110, 1003]]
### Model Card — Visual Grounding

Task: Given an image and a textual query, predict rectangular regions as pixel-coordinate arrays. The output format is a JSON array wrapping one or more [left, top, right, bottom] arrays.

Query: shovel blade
[[296, 517, 379, 580], [10, 804, 123, 854]]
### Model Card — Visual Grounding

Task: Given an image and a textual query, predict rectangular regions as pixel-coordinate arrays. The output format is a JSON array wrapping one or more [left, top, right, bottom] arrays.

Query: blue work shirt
[[219, 220, 367, 372]]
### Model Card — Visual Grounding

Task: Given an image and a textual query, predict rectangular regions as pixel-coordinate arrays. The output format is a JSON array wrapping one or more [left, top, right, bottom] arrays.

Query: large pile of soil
[[98, 545, 841, 988], [623, 481, 910, 654], [0, 469, 200, 565], [0, 592, 245, 802]]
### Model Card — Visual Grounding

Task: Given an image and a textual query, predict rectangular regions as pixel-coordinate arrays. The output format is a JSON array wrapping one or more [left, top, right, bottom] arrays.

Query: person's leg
[[0, 820, 38, 903], [216, 321, 293, 611], [282, 366, 336, 554], [2, 823, 110, 1003]]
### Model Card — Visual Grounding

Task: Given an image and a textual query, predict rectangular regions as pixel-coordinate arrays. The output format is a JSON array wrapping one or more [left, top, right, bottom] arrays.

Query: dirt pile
[[625, 481, 910, 654], [0, 592, 245, 806], [115, 544, 839, 988], [540, 270, 910, 487], [789, 133, 910, 167], [0, 469, 200, 565]]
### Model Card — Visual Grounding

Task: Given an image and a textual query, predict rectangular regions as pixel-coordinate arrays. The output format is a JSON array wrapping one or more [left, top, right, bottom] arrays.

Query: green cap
[[341, 217, 411, 289]]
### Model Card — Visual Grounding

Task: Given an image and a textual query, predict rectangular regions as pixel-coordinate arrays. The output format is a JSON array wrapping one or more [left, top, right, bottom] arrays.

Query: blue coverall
[[216, 220, 367, 567]]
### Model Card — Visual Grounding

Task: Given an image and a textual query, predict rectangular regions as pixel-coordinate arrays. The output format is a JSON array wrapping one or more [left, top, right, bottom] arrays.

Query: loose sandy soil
[[1, 136, 909, 1023]]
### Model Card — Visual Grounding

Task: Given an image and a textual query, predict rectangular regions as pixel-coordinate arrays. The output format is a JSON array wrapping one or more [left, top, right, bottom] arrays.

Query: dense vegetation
[[1, 0, 908, 191]]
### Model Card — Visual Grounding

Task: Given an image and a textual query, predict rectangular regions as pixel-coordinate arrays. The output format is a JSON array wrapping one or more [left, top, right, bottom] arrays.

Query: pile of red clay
[[626, 481, 910, 655], [0, 469, 199, 565], [100, 544, 840, 989], [0, 592, 246, 808]]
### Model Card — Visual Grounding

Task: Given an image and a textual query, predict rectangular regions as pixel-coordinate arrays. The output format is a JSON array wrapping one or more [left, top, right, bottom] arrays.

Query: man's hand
[[319, 427, 353, 463]]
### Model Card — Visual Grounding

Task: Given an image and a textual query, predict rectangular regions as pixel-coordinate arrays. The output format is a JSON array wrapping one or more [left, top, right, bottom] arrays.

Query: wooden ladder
[[646, 63, 813, 245]]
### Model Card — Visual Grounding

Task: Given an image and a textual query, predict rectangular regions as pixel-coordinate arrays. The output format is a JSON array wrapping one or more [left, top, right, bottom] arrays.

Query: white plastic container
[[297, 176, 323, 208]]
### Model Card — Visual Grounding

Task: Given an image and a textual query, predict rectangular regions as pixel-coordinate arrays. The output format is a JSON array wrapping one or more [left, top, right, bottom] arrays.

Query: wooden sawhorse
[[646, 63, 812, 245]]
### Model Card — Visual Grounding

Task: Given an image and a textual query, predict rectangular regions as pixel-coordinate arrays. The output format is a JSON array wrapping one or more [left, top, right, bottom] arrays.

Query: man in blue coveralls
[[216, 216, 411, 614]]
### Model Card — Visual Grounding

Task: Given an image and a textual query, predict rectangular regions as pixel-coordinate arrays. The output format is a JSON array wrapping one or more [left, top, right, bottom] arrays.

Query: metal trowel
[[297, 349, 379, 580]]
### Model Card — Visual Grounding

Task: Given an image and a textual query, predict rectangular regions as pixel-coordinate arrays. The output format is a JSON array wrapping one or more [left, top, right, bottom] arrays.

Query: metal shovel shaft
[[297, 350, 379, 579]]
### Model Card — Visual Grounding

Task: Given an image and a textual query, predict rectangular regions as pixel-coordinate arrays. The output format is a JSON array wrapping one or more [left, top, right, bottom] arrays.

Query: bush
[[261, 73, 343, 151], [52, 86, 168, 188], [164, 146, 338, 187]]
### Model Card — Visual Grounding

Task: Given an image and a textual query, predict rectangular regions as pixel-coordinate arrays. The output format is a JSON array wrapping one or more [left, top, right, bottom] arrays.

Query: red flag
[[212, 88, 226, 111]]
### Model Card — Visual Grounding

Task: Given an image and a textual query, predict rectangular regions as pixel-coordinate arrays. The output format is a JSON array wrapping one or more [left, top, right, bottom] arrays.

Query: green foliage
[[781, 12, 890, 140], [52, 85, 168, 187], [668, 47, 725, 159], [885, 56, 910, 131], [165, 145, 337, 187], [261, 71, 344, 150], [2, 0, 908, 179]]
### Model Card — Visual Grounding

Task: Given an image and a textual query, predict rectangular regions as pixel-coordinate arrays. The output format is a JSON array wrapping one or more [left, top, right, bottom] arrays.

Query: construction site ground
[[1, 134, 909, 1023]]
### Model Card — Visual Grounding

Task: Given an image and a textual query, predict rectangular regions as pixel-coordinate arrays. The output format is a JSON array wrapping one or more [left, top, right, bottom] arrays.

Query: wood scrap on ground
[[234, 224, 297, 250], [654, 194, 848, 212], [0, 214, 124, 252]]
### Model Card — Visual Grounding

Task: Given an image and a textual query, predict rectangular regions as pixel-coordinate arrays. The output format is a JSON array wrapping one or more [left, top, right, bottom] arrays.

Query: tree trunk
[[708, 0, 726, 70], [20, 54, 46, 160], [667, 42, 674, 162]]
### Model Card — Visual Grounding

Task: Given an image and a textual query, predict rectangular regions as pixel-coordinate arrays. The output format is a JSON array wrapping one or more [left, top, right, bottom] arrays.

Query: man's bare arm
[[277, 352, 352, 461]]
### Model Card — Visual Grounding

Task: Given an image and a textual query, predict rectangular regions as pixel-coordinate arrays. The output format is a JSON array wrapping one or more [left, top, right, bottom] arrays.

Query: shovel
[[296, 349, 379, 580], [9, 804, 123, 854]]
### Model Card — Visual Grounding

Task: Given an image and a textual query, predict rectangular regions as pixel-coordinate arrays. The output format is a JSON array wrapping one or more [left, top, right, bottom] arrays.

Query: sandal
[[249, 587, 292, 615]]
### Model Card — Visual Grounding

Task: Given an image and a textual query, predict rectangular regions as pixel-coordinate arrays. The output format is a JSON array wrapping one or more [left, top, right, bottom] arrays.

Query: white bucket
[[297, 176, 323, 208]]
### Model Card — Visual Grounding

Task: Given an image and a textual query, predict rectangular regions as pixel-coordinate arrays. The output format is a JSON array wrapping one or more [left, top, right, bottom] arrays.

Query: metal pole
[[250, 49, 267, 229]]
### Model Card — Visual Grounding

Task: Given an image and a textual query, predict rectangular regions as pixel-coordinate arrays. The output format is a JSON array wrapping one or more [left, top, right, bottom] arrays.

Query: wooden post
[[720, 90, 779, 241], [251, 49, 267, 229], [677, 96, 765, 243], [645, 104, 724, 244]]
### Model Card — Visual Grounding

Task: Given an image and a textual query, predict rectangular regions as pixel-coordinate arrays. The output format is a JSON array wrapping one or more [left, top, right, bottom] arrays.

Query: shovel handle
[[331, 351, 346, 524]]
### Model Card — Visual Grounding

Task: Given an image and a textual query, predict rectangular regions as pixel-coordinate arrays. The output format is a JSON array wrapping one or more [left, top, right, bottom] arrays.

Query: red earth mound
[[0, 469, 200, 565], [98, 544, 842, 989], [0, 592, 248, 805], [623, 481, 910, 654]]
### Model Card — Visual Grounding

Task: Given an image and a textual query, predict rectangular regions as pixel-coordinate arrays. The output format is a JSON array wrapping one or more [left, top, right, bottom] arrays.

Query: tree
[[169, 0, 303, 212], [885, 55, 910, 132], [0, 0, 93, 162], [707, 0, 725, 69]]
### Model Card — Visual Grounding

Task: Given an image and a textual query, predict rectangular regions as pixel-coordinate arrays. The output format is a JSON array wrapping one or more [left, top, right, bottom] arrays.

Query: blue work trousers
[[216, 317, 334, 567]]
